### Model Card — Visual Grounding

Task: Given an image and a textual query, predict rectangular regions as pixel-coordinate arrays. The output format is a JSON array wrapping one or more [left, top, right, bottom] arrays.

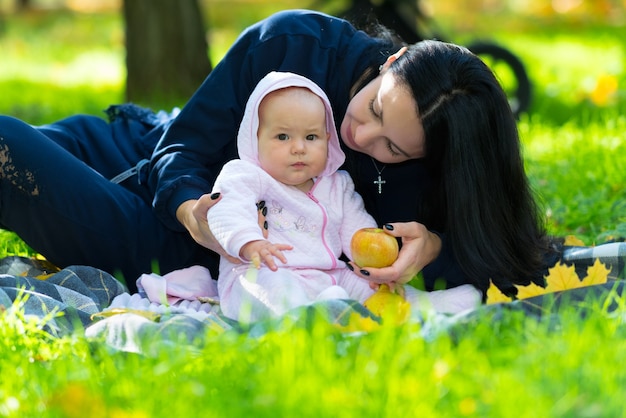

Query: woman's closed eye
[[370, 99, 402, 157], [386, 141, 401, 157], [368, 98, 380, 120]]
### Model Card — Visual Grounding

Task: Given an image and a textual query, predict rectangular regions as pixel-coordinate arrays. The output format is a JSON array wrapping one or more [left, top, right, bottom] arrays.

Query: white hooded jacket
[[207, 71, 377, 272]]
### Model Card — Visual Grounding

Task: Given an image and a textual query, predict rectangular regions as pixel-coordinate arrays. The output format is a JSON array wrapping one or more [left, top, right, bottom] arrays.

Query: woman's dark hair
[[390, 40, 549, 295], [349, 18, 406, 97]]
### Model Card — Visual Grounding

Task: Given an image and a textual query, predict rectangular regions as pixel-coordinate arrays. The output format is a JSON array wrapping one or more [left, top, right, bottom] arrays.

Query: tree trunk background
[[123, 0, 212, 106]]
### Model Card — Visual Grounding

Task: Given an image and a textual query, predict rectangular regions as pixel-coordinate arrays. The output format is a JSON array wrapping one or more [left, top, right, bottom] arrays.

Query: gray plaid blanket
[[0, 257, 126, 336], [562, 242, 626, 279], [1, 242, 625, 354]]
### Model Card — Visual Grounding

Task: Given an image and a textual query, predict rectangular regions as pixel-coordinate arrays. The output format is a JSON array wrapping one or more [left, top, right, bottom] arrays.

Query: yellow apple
[[350, 227, 399, 268]]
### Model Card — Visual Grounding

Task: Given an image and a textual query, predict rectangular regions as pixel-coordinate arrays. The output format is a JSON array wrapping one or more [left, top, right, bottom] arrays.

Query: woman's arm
[[148, 10, 371, 232]]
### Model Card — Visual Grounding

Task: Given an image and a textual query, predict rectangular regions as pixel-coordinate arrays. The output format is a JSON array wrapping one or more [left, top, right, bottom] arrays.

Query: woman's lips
[[341, 121, 357, 150]]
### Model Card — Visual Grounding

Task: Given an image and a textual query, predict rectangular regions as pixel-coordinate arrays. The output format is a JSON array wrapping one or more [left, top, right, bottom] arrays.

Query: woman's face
[[340, 71, 425, 164]]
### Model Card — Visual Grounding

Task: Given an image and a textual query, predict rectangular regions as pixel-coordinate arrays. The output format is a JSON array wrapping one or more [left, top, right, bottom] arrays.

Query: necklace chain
[[371, 158, 386, 194]]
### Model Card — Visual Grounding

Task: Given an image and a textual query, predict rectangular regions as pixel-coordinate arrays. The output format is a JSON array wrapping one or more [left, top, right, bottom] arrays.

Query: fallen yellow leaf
[[580, 258, 610, 287], [486, 280, 513, 304], [335, 312, 382, 333], [34, 273, 55, 280], [515, 281, 547, 300], [590, 74, 618, 106], [48, 383, 108, 418], [545, 262, 581, 293], [563, 235, 586, 246], [91, 308, 161, 322], [487, 259, 612, 305]]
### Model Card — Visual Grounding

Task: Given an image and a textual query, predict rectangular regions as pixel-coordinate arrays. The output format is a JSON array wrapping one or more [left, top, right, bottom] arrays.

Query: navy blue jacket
[[149, 9, 467, 290]]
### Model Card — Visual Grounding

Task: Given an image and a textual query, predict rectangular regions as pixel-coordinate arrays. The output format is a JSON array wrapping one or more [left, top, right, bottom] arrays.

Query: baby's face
[[257, 88, 329, 192]]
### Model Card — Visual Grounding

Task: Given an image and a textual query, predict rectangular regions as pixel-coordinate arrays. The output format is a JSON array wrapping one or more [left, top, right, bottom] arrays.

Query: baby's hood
[[237, 71, 345, 177]]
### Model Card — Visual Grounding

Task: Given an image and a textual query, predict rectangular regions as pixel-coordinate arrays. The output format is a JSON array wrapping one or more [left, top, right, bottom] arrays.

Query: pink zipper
[[307, 187, 338, 278]]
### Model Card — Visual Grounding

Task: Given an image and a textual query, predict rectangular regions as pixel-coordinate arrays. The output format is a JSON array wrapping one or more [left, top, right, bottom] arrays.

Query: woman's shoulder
[[249, 9, 358, 39], [262, 9, 348, 26]]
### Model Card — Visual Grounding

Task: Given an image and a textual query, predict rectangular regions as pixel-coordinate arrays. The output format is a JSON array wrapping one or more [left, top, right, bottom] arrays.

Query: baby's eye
[[277, 133, 289, 140], [306, 134, 318, 141]]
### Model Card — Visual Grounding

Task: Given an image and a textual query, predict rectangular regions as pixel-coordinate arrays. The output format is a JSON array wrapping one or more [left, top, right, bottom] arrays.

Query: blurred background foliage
[[0, 0, 624, 247], [0, 0, 623, 124]]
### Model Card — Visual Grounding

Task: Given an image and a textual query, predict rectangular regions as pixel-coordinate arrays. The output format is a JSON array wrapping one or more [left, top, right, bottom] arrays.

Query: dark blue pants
[[0, 110, 218, 292]]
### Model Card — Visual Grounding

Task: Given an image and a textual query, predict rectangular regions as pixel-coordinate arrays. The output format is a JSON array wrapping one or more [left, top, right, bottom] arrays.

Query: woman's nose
[[354, 123, 378, 147]]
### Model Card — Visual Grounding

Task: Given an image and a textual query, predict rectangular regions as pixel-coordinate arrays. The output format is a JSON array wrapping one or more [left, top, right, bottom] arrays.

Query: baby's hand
[[240, 240, 293, 271]]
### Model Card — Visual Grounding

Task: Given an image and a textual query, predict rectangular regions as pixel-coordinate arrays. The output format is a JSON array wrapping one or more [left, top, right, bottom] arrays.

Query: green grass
[[0, 9, 124, 123], [1, 5, 626, 417], [5, 296, 626, 417], [523, 112, 626, 243]]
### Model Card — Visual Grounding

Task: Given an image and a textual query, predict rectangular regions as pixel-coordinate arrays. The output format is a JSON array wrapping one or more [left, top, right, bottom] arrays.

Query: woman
[[0, 9, 549, 297]]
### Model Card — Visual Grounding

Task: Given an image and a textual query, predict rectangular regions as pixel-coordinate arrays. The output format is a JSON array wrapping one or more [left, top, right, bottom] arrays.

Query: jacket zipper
[[306, 189, 338, 274]]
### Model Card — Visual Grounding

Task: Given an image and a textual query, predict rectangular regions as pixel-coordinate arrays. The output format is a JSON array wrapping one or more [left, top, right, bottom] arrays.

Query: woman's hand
[[348, 222, 442, 287], [177, 193, 270, 264], [176, 193, 241, 263]]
